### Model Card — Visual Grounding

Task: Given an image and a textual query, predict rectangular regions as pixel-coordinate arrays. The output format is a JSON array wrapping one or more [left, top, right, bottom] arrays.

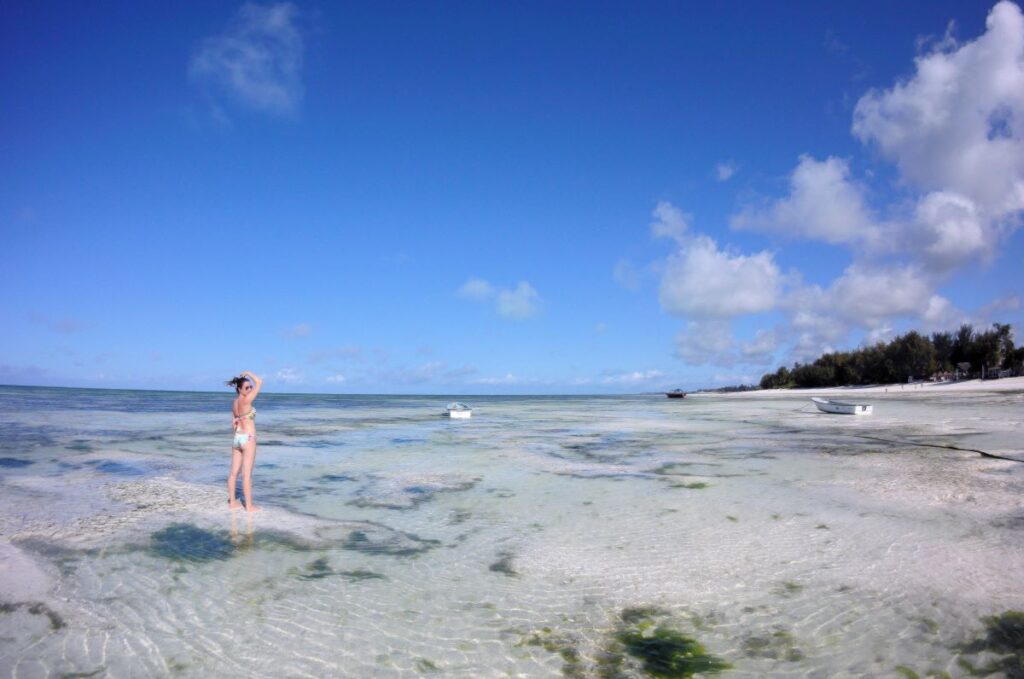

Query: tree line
[[759, 323, 1022, 390]]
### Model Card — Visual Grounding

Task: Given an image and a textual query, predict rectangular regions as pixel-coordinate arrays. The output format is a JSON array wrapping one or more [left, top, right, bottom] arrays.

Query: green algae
[[341, 529, 439, 557], [958, 610, 1024, 678], [415, 658, 439, 672], [489, 552, 517, 576], [895, 667, 951, 679], [150, 524, 234, 563], [742, 628, 804, 661], [518, 627, 585, 677], [612, 626, 731, 677], [815, 524, 829, 530], [0, 601, 65, 630], [669, 482, 709, 490], [295, 556, 386, 581], [521, 607, 730, 678], [599, 608, 730, 678], [774, 581, 803, 597]]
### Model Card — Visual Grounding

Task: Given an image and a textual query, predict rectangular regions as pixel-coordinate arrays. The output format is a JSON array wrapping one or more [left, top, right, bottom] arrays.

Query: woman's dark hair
[[226, 376, 250, 393]]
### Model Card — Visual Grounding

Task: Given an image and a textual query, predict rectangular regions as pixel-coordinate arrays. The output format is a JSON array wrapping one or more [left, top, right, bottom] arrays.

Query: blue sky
[[2, 0, 1022, 394]]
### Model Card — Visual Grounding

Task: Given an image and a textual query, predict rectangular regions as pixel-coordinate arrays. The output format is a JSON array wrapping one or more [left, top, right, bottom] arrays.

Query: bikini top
[[233, 408, 256, 425]]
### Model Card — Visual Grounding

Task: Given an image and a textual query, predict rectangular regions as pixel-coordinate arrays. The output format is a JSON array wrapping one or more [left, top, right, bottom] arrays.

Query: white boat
[[811, 397, 873, 415], [445, 402, 472, 419]]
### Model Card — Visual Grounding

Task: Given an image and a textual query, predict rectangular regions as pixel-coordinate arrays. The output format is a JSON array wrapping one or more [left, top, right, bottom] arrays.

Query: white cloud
[[650, 201, 690, 243], [190, 3, 304, 115], [739, 328, 780, 365], [458, 277, 540, 319], [496, 282, 541, 319], [456, 277, 494, 300], [673, 320, 736, 365], [731, 155, 880, 246], [325, 373, 346, 383], [613, 259, 641, 291], [715, 161, 738, 182], [275, 367, 303, 383], [472, 373, 524, 385], [827, 264, 935, 326], [601, 369, 665, 385], [659, 234, 781, 318], [853, 0, 1024, 252]]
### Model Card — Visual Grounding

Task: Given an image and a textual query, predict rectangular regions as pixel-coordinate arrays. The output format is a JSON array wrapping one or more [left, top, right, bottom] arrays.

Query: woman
[[226, 370, 263, 512]]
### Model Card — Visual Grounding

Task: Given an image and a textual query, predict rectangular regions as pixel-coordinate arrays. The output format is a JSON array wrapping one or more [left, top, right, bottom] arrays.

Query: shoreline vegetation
[[700, 323, 1022, 394]]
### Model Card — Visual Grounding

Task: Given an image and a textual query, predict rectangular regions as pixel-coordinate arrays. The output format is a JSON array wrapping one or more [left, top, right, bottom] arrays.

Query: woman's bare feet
[[228, 500, 243, 510], [245, 504, 261, 513]]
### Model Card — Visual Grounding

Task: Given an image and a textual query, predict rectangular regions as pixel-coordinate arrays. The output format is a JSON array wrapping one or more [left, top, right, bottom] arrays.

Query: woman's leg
[[241, 438, 259, 512], [227, 447, 243, 509]]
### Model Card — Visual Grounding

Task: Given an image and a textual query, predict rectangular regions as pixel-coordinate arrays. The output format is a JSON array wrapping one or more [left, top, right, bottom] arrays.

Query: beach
[[1, 384, 1022, 677]]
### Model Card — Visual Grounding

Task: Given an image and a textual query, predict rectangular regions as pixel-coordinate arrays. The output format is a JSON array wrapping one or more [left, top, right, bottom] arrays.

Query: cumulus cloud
[[275, 367, 303, 383], [649, 201, 690, 243], [853, 2, 1024, 212], [731, 155, 880, 246], [456, 277, 494, 300], [497, 282, 541, 319], [190, 3, 304, 115], [673, 320, 737, 365], [325, 373, 346, 383], [852, 0, 1024, 261], [715, 161, 738, 182], [658, 233, 781, 319], [459, 278, 541, 320]]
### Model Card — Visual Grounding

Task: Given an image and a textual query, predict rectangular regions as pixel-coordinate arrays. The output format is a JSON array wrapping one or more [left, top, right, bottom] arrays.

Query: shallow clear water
[[1, 386, 1022, 677]]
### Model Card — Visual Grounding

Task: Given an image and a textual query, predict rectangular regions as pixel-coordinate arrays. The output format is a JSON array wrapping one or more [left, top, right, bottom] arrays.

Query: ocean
[[1, 385, 1022, 677]]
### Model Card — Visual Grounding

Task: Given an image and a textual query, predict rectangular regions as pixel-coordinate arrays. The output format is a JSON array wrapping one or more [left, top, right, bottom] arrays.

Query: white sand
[[700, 375, 1024, 397]]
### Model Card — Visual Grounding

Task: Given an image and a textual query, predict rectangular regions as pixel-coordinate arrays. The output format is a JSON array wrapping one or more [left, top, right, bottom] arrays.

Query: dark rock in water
[[0, 457, 34, 468], [337, 527, 440, 557], [489, 552, 517, 576], [959, 610, 1024, 678], [89, 460, 149, 476], [0, 601, 65, 630], [150, 524, 234, 562]]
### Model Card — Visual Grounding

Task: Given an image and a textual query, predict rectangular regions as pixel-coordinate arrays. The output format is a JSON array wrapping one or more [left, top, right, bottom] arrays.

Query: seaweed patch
[[489, 552, 517, 577], [340, 528, 440, 557], [0, 601, 66, 630], [150, 523, 235, 562], [957, 610, 1024, 678], [741, 628, 804, 661], [602, 608, 731, 678]]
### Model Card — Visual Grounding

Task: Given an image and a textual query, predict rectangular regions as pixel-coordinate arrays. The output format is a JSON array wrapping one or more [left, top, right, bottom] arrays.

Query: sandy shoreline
[[695, 375, 1024, 397]]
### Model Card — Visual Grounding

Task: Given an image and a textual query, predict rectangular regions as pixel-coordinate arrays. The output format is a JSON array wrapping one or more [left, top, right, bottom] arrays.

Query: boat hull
[[812, 397, 872, 415], [447, 409, 472, 419]]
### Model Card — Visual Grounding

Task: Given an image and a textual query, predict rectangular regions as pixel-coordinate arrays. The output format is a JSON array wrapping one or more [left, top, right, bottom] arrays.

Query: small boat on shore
[[665, 390, 686, 399], [811, 397, 872, 415], [445, 402, 472, 419]]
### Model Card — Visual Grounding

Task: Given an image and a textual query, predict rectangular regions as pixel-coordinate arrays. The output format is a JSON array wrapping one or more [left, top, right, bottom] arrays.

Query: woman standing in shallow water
[[226, 371, 263, 512]]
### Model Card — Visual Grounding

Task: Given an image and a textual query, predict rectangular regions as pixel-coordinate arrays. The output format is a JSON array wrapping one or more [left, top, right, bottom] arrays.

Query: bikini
[[232, 408, 256, 449]]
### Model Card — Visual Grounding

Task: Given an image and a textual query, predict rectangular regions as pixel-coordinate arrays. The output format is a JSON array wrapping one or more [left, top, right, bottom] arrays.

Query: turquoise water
[[1, 385, 1022, 677]]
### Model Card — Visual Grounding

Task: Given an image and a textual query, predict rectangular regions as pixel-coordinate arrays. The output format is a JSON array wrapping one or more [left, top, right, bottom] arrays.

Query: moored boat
[[811, 397, 872, 415], [665, 390, 686, 399], [445, 402, 472, 418]]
